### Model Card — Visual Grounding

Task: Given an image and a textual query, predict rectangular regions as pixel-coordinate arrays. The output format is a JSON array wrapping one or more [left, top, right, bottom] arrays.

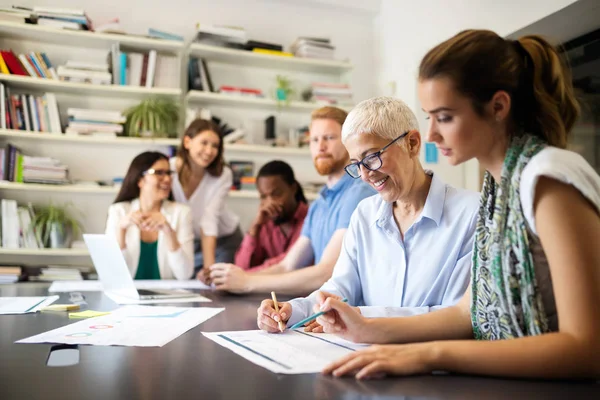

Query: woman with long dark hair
[[170, 119, 242, 281], [234, 160, 309, 271], [106, 151, 194, 280]]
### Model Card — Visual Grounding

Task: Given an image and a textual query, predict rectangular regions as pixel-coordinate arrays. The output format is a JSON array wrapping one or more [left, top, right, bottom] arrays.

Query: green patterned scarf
[[471, 134, 549, 340]]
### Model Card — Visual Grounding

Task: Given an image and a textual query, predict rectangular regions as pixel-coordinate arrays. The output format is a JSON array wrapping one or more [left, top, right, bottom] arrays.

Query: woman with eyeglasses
[[318, 31, 600, 381], [170, 119, 242, 282], [106, 151, 194, 280], [258, 96, 480, 334]]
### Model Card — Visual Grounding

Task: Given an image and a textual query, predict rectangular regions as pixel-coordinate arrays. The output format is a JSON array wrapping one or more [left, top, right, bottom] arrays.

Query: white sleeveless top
[[170, 157, 239, 239], [520, 147, 600, 331]]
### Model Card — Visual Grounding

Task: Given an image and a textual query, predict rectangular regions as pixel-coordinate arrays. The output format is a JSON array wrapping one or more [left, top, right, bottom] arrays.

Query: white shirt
[[105, 199, 194, 280], [519, 147, 600, 331], [288, 172, 480, 324], [521, 147, 600, 235], [170, 158, 240, 238]]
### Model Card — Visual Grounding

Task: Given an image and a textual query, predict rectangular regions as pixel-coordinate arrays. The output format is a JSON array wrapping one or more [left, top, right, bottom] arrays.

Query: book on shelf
[[65, 107, 124, 137], [229, 160, 254, 190], [195, 23, 247, 49], [244, 40, 283, 52], [1, 143, 69, 184], [30, 266, 84, 281], [103, 47, 176, 88], [290, 37, 336, 60], [0, 83, 62, 133], [10, 5, 92, 30], [0, 265, 23, 284], [252, 49, 293, 57], [0, 49, 58, 79], [188, 57, 214, 92]]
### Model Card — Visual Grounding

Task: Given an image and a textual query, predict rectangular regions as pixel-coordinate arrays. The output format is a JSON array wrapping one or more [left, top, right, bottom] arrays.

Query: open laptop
[[83, 234, 197, 300]]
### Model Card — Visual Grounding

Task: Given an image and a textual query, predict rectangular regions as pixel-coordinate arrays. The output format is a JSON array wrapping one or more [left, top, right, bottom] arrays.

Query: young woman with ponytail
[[314, 30, 600, 380]]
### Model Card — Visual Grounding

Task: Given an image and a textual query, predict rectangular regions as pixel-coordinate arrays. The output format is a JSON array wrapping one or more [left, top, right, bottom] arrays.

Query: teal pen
[[288, 298, 348, 330]]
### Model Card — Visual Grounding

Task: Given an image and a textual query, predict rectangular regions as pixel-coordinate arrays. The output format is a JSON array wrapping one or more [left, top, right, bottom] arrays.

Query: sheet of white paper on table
[[18, 305, 224, 347], [202, 329, 370, 374], [48, 280, 212, 293], [0, 296, 59, 314], [105, 292, 211, 304]]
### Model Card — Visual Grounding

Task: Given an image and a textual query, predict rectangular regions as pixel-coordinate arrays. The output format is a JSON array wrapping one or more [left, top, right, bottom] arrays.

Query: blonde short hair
[[341, 97, 419, 147]]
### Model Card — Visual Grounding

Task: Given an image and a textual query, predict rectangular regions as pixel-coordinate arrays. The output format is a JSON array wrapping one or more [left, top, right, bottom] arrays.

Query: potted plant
[[275, 75, 295, 107], [30, 203, 83, 249], [124, 97, 179, 138]]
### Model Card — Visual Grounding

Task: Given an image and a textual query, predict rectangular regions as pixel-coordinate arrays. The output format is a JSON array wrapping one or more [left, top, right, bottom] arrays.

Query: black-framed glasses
[[344, 131, 409, 179], [143, 168, 174, 178]]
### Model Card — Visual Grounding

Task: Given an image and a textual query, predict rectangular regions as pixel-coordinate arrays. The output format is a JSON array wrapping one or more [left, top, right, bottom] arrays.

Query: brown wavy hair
[[419, 29, 580, 149], [177, 118, 224, 179]]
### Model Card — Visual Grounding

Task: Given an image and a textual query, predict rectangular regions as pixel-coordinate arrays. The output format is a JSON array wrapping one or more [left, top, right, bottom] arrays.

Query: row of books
[[0, 144, 69, 184], [309, 82, 353, 105], [0, 49, 58, 79], [108, 44, 179, 88], [1, 199, 41, 249], [188, 57, 214, 92], [65, 108, 125, 137], [0, 84, 62, 133]]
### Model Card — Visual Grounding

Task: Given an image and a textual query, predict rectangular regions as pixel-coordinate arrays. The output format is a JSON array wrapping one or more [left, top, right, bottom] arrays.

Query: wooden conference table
[[1, 283, 599, 400]]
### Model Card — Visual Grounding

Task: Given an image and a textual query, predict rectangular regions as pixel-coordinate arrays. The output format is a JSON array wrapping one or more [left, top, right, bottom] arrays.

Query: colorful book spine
[[0, 53, 9, 74]]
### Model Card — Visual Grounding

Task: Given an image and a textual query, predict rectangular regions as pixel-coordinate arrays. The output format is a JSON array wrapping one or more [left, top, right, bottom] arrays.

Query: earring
[[496, 116, 501, 122]]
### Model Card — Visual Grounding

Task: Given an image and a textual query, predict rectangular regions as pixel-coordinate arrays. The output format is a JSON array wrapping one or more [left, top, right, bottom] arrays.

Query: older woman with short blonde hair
[[257, 97, 480, 333]]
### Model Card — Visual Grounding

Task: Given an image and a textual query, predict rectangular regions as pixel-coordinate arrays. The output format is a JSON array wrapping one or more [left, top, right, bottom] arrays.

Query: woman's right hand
[[257, 299, 292, 333], [119, 210, 144, 230], [316, 295, 371, 343]]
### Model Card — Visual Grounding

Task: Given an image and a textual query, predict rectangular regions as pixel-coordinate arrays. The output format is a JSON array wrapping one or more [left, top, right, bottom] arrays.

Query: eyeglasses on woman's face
[[143, 168, 174, 178], [344, 131, 409, 179]]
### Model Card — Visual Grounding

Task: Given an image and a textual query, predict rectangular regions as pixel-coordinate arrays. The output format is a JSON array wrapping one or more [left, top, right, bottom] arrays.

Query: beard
[[313, 154, 347, 176]]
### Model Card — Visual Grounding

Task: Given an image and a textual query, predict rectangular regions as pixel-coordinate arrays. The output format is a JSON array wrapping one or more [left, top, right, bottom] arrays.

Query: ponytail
[[516, 36, 580, 148], [419, 29, 580, 149]]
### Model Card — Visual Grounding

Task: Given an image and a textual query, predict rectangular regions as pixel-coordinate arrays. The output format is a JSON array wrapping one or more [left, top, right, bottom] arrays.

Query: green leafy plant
[[275, 75, 295, 107], [30, 203, 83, 248], [124, 97, 179, 138]]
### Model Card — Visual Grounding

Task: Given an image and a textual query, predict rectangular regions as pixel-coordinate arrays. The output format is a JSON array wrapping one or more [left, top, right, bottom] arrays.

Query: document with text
[[202, 329, 370, 374]]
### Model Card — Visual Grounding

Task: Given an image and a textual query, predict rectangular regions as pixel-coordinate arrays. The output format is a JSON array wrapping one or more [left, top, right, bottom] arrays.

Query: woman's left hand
[[322, 342, 437, 380], [140, 211, 171, 233]]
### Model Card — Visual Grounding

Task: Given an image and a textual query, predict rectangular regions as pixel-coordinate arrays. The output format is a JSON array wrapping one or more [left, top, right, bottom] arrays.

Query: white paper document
[[49, 280, 211, 292], [203, 329, 370, 374], [105, 292, 211, 305], [0, 296, 59, 314], [18, 305, 224, 347]]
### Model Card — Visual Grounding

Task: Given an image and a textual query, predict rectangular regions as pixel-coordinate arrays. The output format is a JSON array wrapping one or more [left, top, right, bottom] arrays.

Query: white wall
[[373, 0, 580, 191]]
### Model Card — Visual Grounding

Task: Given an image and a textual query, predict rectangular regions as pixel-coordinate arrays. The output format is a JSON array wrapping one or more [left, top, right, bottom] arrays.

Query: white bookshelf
[[0, 181, 318, 200], [0, 248, 90, 256], [0, 181, 118, 194], [0, 129, 311, 155], [0, 21, 183, 54], [0, 22, 339, 263], [189, 43, 352, 74], [0, 129, 179, 146], [187, 90, 352, 112], [0, 74, 182, 99]]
